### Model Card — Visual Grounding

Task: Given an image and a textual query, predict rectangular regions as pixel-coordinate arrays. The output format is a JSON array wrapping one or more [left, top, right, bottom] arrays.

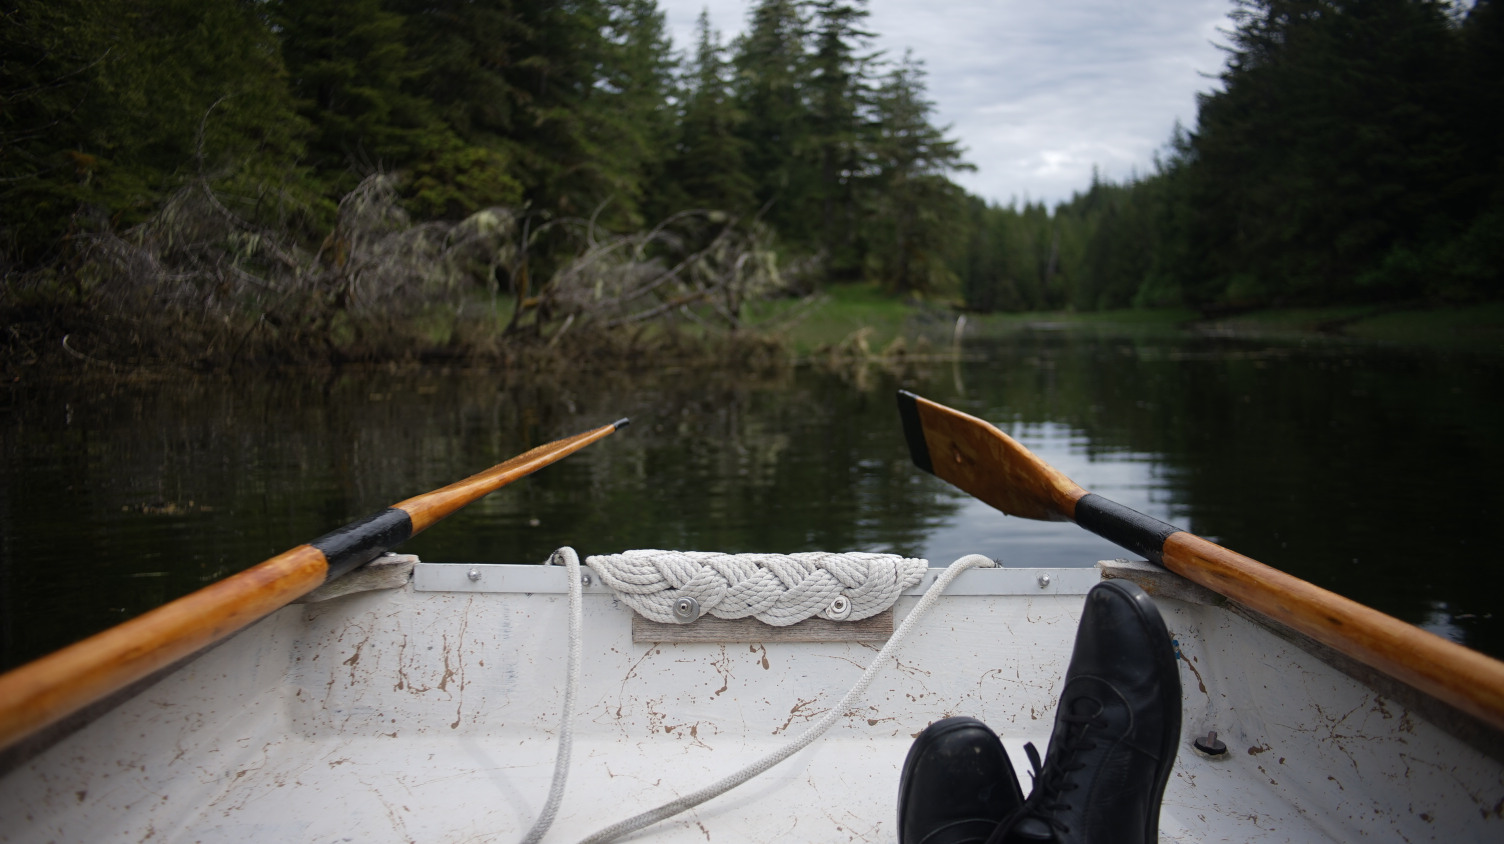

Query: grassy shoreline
[[7, 288, 1501, 382], [1192, 302, 1504, 347], [759, 286, 1504, 356]]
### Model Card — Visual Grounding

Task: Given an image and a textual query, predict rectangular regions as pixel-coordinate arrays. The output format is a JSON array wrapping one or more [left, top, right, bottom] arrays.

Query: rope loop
[[585, 550, 927, 626]]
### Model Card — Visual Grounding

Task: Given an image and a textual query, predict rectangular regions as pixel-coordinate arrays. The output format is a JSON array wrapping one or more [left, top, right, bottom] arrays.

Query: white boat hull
[[2, 560, 1500, 842]]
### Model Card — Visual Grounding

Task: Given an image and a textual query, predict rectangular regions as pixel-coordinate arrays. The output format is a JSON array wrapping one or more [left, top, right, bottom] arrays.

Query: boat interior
[[2, 557, 1501, 842]]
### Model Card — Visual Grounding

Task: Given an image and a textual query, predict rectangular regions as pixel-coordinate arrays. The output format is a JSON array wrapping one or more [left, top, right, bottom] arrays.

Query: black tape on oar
[[1073, 494, 1181, 565], [895, 391, 934, 475], [311, 507, 414, 581]]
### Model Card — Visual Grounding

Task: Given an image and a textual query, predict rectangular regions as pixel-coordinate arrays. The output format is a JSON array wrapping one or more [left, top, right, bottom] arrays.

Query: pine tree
[[270, 0, 437, 194], [387, 0, 527, 218], [1, 0, 311, 263], [392, 0, 522, 143], [864, 52, 970, 294], [732, 0, 814, 238], [592, 0, 677, 226], [460, 0, 675, 227], [1436, 0, 1504, 299], [1185, 0, 1463, 304], [805, 0, 878, 279], [668, 10, 756, 214]]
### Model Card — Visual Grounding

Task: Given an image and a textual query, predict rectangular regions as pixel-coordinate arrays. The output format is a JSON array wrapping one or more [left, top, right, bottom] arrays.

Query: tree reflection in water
[[3, 325, 1501, 670]]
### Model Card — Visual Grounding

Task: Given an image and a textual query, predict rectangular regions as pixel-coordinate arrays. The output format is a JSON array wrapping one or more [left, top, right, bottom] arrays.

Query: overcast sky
[[657, 0, 1233, 208]]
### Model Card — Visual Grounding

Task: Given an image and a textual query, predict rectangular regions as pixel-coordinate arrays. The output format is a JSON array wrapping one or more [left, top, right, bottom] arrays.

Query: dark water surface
[[3, 324, 1503, 670]]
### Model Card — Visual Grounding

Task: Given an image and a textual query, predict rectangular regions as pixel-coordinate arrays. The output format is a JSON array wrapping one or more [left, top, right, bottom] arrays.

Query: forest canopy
[[2, 0, 1500, 347], [957, 0, 1504, 312]]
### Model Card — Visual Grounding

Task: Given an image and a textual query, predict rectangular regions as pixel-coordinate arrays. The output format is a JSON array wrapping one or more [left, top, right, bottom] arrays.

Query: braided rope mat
[[585, 550, 928, 626]]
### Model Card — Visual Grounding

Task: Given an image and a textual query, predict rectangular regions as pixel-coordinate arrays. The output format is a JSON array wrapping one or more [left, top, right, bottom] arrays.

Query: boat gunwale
[[11, 553, 1504, 776], [9, 557, 1503, 778]]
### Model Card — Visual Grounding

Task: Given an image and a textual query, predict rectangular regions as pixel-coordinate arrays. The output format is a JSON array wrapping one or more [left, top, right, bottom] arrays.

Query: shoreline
[[6, 295, 1502, 384]]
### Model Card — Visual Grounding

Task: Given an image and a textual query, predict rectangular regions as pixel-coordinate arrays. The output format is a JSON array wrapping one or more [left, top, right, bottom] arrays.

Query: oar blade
[[900, 391, 1504, 734], [896, 390, 1083, 522]]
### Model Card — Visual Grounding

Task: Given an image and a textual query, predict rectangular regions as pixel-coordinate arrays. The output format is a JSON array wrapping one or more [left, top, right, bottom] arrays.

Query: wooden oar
[[896, 389, 1504, 733], [0, 419, 628, 753]]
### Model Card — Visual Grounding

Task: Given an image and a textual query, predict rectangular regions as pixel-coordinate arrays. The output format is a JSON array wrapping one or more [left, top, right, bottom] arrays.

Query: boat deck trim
[[413, 560, 1106, 596]]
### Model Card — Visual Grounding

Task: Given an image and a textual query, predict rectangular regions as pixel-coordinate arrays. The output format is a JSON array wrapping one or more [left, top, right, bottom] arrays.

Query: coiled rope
[[585, 550, 928, 626], [515, 549, 996, 844]]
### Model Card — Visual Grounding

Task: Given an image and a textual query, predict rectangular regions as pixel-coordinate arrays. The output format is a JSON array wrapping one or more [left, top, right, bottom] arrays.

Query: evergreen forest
[[2, 0, 1501, 365]]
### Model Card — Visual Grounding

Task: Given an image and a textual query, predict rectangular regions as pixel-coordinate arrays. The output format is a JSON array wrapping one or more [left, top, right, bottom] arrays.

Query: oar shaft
[[897, 390, 1504, 734], [1159, 533, 1504, 733], [0, 420, 626, 752], [311, 421, 627, 581], [394, 422, 624, 533], [0, 547, 327, 755], [1083, 494, 1504, 731]]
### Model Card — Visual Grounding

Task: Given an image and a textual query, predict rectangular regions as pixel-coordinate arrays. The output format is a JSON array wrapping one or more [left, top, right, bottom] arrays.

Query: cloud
[[657, 0, 1232, 207]]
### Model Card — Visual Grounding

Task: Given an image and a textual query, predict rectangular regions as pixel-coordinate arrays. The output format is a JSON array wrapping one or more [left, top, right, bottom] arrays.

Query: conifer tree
[[270, 0, 437, 194], [1440, 0, 1504, 299], [386, 0, 526, 218], [807, 0, 879, 279], [864, 52, 970, 294], [1185, 0, 1462, 303], [1, 0, 310, 261], [592, 0, 678, 225], [669, 10, 756, 214], [466, 0, 674, 227], [732, 0, 814, 239]]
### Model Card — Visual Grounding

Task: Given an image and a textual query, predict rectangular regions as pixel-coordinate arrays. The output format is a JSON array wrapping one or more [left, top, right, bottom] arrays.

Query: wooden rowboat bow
[[896, 389, 1504, 734], [0, 419, 628, 753]]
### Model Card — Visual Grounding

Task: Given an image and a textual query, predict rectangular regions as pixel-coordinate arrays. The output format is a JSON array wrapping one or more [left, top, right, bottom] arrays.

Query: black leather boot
[[988, 579, 1181, 844], [898, 716, 1025, 844]]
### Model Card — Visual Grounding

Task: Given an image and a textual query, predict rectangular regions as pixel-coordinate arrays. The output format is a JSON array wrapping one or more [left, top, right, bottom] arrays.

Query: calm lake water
[[3, 322, 1503, 671]]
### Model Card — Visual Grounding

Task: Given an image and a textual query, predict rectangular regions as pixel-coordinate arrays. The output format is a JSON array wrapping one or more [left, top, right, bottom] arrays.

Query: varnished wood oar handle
[[1160, 532, 1504, 732], [897, 390, 1504, 733], [0, 419, 627, 752]]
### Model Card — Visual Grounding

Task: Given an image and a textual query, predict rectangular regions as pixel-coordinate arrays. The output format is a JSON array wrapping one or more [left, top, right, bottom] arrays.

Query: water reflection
[[934, 326, 1504, 660], [2, 324, 1501, 671]]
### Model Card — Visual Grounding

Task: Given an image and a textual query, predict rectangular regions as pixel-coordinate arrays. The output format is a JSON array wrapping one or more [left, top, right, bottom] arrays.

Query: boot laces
[[1020, 696, 1104, 835]]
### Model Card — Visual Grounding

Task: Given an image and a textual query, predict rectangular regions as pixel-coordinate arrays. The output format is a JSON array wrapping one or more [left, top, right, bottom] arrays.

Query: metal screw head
[[581, 572, 593, 587], [1193, 730, 1228, 757], [467, 567, 482, 582], [1037, 573, 1052, 589], [827, 595, 852, 620], [672, 596, 700, 623]]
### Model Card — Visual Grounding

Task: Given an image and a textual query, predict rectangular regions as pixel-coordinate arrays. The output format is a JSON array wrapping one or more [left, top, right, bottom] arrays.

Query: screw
[[672, 596, 701, 623], [1037, 573, 1051, 589], [1193, 730, 1228, 756], [828, 596, 852, 620], [581, 572, 593, 587], [467, 567, 482, 582]]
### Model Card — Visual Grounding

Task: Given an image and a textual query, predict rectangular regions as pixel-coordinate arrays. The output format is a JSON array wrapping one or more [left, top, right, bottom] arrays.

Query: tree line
[[958, 0, 1504, 312], [1, 0, 969, 308], [2, 0, 1498, 348]]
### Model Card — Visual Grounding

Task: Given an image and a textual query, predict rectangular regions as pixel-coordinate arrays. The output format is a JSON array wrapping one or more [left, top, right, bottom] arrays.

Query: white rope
[[576, 553, 997, 843], [516, 547, 584, 844], [584, 550, 927, 626]]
